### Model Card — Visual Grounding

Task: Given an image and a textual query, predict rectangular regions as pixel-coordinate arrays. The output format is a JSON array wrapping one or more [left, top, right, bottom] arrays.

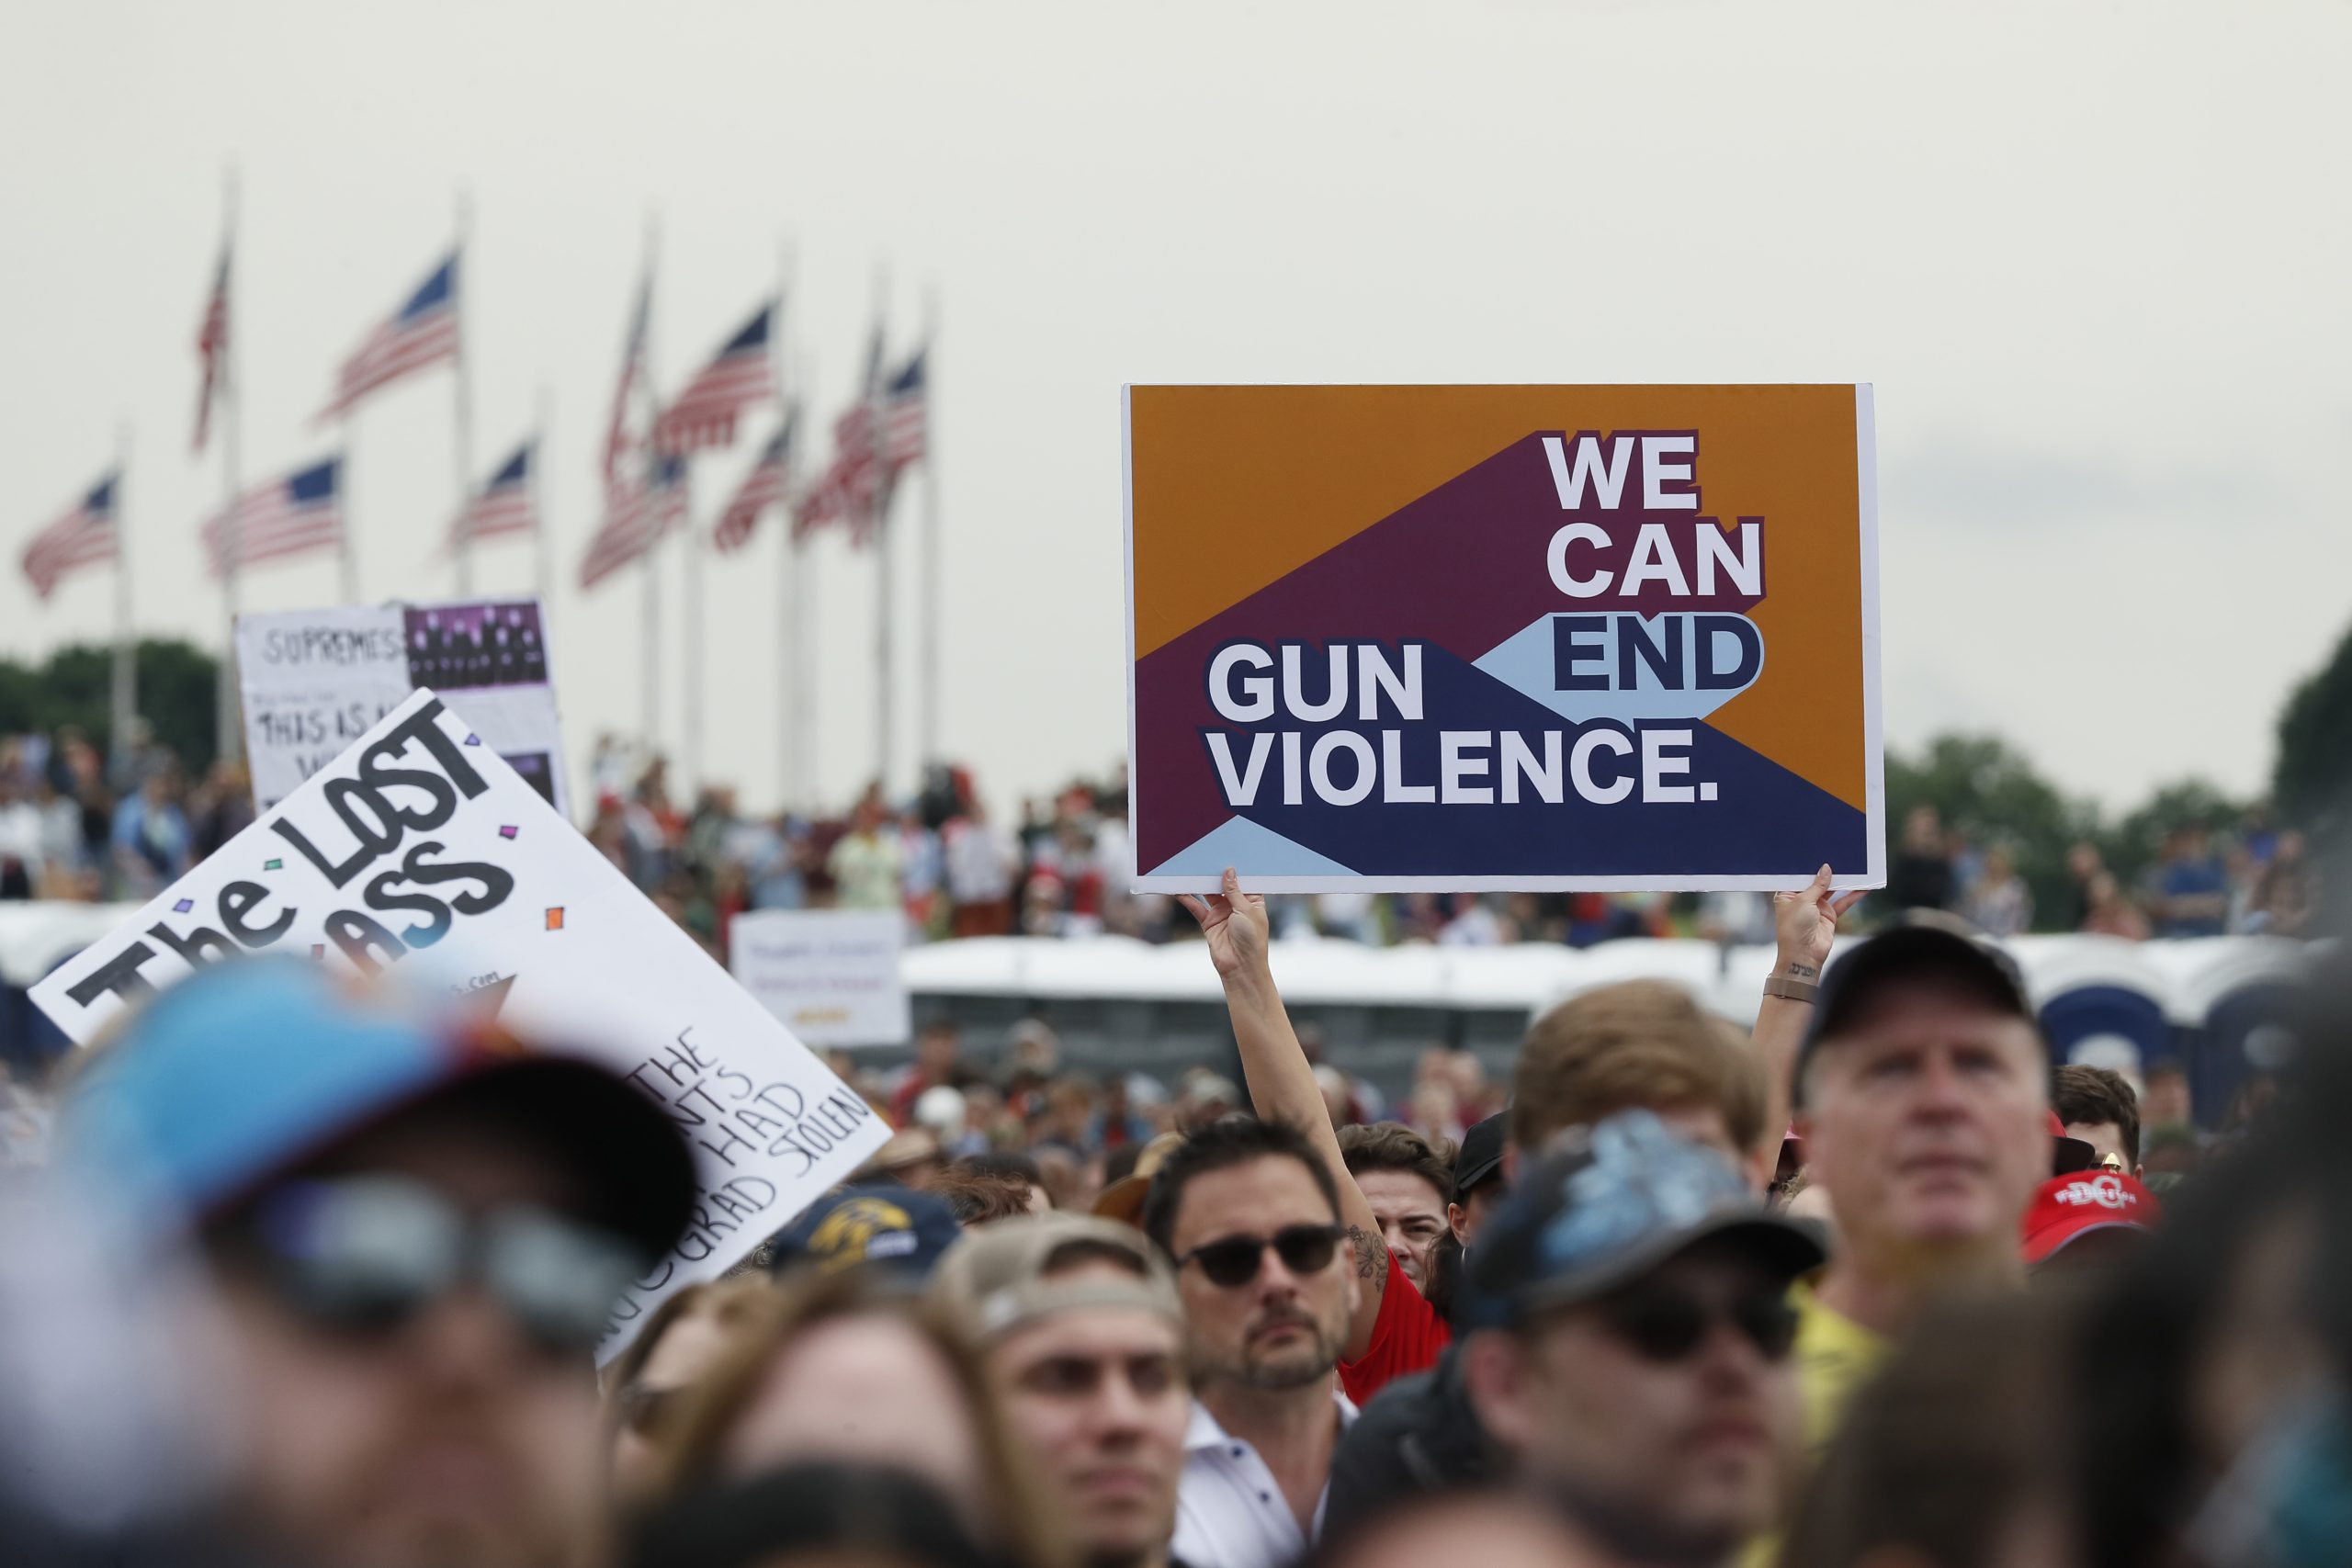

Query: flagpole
[[793, 344, 816, 815], [534, 384, 552, 613], [340, 412, 360, 604], [871, 268, 893, 798], [919, 285, 941, 776], [775, 238, 796, 814], [639, 215, 662, 763], [682, 464, 703, 797], [217, 164, 244, 764], [112, 421, 135, 771], [452, 191, 479, 598]]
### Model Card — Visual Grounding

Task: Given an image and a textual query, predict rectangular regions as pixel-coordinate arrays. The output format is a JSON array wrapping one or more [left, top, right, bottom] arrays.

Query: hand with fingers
[[1179, 866, 1271, 982], [1773, 863, 1866, 981]]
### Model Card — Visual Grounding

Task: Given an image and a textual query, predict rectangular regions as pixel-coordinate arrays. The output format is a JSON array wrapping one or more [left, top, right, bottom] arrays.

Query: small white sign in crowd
[[730, 909, 910, 1048]]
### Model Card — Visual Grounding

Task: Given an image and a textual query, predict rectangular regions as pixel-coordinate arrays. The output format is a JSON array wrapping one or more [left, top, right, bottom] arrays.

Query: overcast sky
[[5, 0, 2346, 820]]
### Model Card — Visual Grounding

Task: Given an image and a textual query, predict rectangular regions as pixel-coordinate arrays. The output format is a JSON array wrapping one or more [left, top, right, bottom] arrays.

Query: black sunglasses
[[1178, 1224, 1345, 1289], [232, 1175, 644, 1356], [1597, 1282, 1799, 1364]]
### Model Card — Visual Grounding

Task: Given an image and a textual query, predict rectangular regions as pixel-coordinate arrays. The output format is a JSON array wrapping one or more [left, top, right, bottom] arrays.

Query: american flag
[[194, 246, 231, 453], [882, 348, 927, 468], [579, 454, 686, 591], [202, 457, 344, 580], [20, 471, 119, 600], [712, 411, 797, 553], [794, 326, 888, 545], [319, 253, 459, 421], [450, 439, 537, 550], [652, 300, 775, 456]]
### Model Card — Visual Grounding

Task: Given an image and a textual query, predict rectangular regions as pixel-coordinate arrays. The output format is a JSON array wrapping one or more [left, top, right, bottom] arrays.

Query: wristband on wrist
[[1762, 975, 1819, 1005]]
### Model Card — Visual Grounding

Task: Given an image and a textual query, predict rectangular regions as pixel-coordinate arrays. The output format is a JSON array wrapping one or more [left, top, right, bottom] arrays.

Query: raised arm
[[1754, 863, 1864, 1171], [1182, 866, 1390, 1358]]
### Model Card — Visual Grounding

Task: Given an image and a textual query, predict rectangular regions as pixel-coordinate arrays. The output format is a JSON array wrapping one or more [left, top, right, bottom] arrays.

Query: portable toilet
[[2007, 934, 2182, 1082], [2141, 938, 2311, 1130]]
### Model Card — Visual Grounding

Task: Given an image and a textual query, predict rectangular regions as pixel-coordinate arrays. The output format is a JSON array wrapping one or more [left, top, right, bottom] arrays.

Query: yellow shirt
[[1740, 1284, 1895, 1568], [1791, 1280, 1891, 1458]]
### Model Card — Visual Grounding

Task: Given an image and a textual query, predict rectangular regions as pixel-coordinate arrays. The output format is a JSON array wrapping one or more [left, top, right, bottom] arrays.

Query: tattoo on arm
[[1786, 960, 1819, 979], [1346, 1225, 1389, 1295]]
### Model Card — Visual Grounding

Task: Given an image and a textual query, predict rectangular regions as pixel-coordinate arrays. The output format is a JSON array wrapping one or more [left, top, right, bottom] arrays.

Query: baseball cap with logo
[[1464, 1109, 1825, 1331], [929, 1212, 1183, 1343], [2020, 1170, 2163, 1265], [58, 958, 695, 1262], [768, 1185, 964, 1279]]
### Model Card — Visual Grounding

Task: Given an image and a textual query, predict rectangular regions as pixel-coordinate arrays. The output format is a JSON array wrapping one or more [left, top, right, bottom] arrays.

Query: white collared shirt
[[1171, 1388, 1359, 1568]]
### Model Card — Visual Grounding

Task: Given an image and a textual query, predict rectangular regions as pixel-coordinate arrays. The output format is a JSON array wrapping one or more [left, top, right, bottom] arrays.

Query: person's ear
[[1461, 1331, 1533, 1453], [1447, 1201, 1470, 1247]]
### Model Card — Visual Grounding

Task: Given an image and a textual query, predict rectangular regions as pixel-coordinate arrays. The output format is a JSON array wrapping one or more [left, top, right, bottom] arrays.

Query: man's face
[[1167, 1156, 1359, 1393], [989, 1277, 1188, 1568], [210, 1112, 608, 1568], [2143, 1071, 2193, 1129], [1464, 1247, 1800, 1559], [2063, 1120, 2132, 1175], [918, 1027, 960, 1077], [1798, 986, 2048, 1260], [1355, 1169, 1448, 1293], [1449, 1181, 1505, 1250]]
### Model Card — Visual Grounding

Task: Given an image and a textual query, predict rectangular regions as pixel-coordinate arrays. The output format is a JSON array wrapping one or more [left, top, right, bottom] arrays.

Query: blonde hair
[[1515, 980, 1768, 1156], [644, 1267, 1070, 1568]]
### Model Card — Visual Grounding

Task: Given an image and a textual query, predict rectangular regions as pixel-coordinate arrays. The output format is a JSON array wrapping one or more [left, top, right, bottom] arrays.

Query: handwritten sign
[[33, 690, 885, 1359], [729, 909, 910, 1048], [236, 599, 571, 816], [1125, 385, 1884, 891]]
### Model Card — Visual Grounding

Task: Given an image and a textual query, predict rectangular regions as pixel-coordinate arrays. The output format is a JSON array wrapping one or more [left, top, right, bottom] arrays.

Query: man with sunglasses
[[1141, 1117, 1364, 1568], [60, 961, 695, 1568], [1456, 1110, 1823, 1568]]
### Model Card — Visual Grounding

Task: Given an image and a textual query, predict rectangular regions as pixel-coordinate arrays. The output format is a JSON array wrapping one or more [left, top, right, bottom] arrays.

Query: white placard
[[730, 909, 910, 1048], [33, 690, 885, 1359], [236, 599, 571, 818]]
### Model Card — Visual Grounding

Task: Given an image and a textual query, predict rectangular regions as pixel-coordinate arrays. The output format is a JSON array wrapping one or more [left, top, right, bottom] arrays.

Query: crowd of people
[[0, 725, 254, 905], [577, 742, 2320, 963], [6, 858, 2347, 1568], [2, 728, 2317, 953]]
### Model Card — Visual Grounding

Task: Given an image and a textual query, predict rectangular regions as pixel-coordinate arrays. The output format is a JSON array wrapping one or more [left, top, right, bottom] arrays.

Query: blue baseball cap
[[768, 1185, 964, 1280], [1464, 1110, 1825, 1330], [58, 959, 695, 1261]]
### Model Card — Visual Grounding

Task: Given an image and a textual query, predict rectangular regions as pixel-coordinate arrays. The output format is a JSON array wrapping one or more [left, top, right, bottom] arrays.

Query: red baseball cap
[[2020, 1170, 2163, 1264]]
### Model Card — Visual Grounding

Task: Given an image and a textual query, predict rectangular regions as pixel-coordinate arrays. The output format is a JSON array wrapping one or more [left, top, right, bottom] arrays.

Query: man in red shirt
[[1183, 863, 1860, 1428], [1182, 871, 1452, 1404]]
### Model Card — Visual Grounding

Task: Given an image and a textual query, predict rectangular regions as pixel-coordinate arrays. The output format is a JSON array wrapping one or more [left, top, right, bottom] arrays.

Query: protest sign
[[236, 599, 570, 816], [729, 909, 910, 1048], [1125, 385, 1883, 892], [32, 690, 887, 1359]]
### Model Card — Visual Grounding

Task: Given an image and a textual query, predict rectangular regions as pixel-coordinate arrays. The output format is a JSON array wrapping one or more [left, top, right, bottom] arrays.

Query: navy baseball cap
[[1464, 1110, 1825, 1331], [1795, 921, 2035, 1099], [768, 1185, 964, 1280], [58, 959, 695, 1262]]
